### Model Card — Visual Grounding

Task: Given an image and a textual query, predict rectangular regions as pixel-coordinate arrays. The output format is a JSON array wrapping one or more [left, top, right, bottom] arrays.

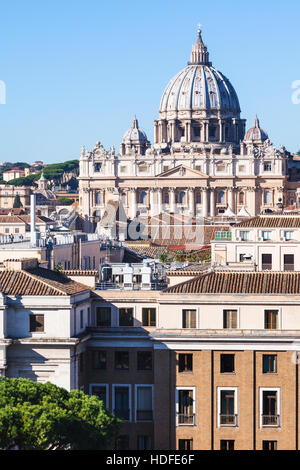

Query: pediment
[[156, 164, 208, 179]]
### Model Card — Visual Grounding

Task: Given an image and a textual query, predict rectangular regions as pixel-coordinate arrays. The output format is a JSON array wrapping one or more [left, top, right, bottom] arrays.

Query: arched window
[[264, 191, 271, 204], [95, 191, 102, 205], [164, 192, 169, 204], [239, 192, 244, 205], [218, 191, 225, 204], [179, 191, 186, 204], [140, 191, 147, 205], [196, 192, 201, 204]]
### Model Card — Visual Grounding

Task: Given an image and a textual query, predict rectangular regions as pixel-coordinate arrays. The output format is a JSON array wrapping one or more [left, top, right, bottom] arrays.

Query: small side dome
[[244, 116, 268, 143], [120, 117, 150, 156], [220, 147, 228, 155]]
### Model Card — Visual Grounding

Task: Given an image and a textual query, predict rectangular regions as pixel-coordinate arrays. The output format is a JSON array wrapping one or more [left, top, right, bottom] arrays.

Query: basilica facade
[[78, 28, 295, 231]]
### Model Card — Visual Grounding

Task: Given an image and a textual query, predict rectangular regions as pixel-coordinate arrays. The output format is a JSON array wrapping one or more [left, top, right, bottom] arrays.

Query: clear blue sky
[[0, 0, 299, 164]]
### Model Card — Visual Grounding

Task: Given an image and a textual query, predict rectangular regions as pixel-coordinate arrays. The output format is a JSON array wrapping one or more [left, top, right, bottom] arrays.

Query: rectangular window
[[223, 310, 238, 329], [114, 386, 130, 421], [264, 163, 272, 172], [284, 254, 294, 271], [136, 386, 153, 421], [138, 436, 152, 450], [137, 351, 152, 371], [240, 231, 249, 241], [87, 307, 91, 325], [220, 440, 234, 450], [29, 314, 44, 332], [262, 253, 272, 270], [115, 435, 129, 450], [262, 390, 279, 426], [220, 354, 235, 373], [178, 353, 193, 373], [142, 308, 156, 327], [220, 390, 236, 426], [92, 350, 107, 370], [96, 307, 111, 327], [262, 231, 272, 241], [262, 440, 277, 451], [119, 308, 134, 326], [80, 310, 84, 329], [177, 389, 195, 425], [284, 231, 294, 241], [115, 351, 129, 370], [264, 310, 279, 330], [264, 191, 272, 204], [90, 385, 107, 407], [263, 354, 277, 374], [178, 439, 193, 450], [182, 309, 197, 329]]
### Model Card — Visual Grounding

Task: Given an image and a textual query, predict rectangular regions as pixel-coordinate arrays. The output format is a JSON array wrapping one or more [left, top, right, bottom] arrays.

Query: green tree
[[13, 194, 23, 208], [0, 378, 121, 450], [58, 197, 74, 206]]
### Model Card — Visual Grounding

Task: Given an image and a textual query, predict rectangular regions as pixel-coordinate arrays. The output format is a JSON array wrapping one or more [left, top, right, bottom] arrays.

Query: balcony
[[136, 410, 153, 421], [177, 413, 195, 425], [219, 414, 238, 426], [262, 415, 280, 427], [215, 232, 232, 241], [114, 409, 130, 420], [262, 264, 272, 271], [284, 264, 294, 272]]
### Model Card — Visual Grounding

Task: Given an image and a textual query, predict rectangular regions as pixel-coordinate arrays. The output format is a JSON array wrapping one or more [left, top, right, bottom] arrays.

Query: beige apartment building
[[73, 270, 300, 450]]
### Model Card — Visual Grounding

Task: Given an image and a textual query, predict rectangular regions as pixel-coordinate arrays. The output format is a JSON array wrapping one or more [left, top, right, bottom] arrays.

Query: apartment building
[[73, 270, 300, 450], [211, 215, 300, 271], [2, 256, 300, 450]]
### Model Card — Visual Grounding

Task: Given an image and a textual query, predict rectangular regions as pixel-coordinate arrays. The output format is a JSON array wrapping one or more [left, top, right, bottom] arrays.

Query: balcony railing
[[262, 414, 280, 427], [114, 408, 130, 420], [284, 264, 294, 272], [219, 414, 238, 426], [262, 264, 272, 271], [136, 410, 153, 421], [177, 413, 195, 425], [215, 232, 232, 241]]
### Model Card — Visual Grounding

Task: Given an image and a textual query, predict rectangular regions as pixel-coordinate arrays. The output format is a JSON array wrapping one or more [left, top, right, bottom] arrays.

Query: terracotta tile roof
[[163, 271, 300, 294], [235, 216, 300, 228], [0, 215, 52, 224], [0, 268, 89, 296]]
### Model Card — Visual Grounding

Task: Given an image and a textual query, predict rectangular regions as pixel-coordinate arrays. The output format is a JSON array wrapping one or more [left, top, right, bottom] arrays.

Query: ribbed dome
[[122, 117, 148, 144], [159, 29, 240, 115], [159, 64, 241, 114], [244, 116, 268, 142]]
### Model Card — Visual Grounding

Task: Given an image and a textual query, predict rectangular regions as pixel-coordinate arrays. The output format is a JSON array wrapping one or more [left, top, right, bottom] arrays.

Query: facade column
[[189, 188, 195, 216], [202, 188, 208, 218], [158, 189, 162, 215], [150, 189, 155, 216], [228, 189, 233, 209], [131, 189, 137, 219], [170, 188, 176, 213], [210, 189, 215, 217]]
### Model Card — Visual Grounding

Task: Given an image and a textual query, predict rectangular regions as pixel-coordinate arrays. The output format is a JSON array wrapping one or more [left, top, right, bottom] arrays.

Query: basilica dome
[[122, 117, 149, 145], [159, 29, 241, 116], [120, 117, 150, 156], [244, 116, 268, 142]]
